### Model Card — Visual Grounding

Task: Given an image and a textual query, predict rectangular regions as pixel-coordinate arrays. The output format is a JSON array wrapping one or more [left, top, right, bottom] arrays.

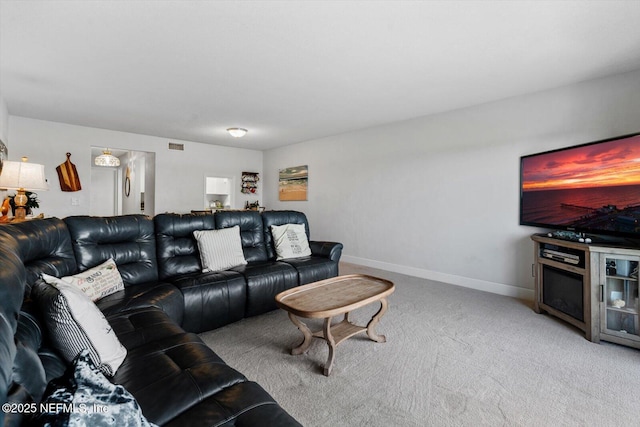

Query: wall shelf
[[241, 172, 259, 194]]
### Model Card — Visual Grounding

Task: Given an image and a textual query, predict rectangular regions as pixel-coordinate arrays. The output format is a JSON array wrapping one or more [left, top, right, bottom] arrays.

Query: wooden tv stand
[[532, 234, 640, 349]]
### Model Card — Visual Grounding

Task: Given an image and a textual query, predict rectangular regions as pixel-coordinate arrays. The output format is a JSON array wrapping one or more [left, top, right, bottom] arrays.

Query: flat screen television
[[520, 132, 640, 241]]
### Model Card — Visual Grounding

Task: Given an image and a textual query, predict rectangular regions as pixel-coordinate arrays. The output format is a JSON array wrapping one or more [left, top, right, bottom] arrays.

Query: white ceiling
[[1, 1, 640, 151]]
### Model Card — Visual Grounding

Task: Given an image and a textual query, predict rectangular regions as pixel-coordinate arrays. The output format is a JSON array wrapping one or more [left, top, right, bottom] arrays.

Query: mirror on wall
[[204, 176, 233, 211], [90, 148, 155, 216]]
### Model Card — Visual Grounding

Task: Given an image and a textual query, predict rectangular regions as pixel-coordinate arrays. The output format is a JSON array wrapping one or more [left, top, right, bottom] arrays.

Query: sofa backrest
[[0, 218, 76, 425], [261, 210, 310, 261], [154, 213, 216, 280], [155, 211, 314, 271], [215, 211, 268, 263], [64, 215, 159, 286], [0, 218, 77, 298]]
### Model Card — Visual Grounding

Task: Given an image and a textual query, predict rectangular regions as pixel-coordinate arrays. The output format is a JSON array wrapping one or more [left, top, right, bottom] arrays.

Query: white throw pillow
[[43, 258, 124, 301], [37, 275, 127, 376], [271, 223, 312, 260], [193, 226, 248, 272]]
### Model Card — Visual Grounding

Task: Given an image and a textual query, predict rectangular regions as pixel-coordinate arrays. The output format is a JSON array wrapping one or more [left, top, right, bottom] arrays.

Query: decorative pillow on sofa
[[271, 223, 312, 260], [42, 258, 124, 301], [35, 350, 156, 427], [33, 277, 127, 377], [193, 226, 247, 272]]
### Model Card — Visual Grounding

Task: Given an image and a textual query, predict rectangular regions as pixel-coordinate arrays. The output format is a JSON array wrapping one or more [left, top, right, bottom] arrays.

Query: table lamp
[[0, 157, 48, 221]]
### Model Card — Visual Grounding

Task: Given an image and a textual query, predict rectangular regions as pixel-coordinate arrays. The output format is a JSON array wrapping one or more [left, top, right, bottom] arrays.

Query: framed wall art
[[279, 165, 308, 201]]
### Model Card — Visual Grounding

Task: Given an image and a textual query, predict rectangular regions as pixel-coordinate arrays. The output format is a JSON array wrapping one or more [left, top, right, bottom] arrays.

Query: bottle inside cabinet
[[603, 257, 639, 336]]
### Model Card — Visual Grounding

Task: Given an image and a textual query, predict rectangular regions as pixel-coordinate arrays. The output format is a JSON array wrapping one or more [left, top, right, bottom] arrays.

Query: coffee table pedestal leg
[[288, 312, 313, 355], [323, 317, 336, 376], [366, 298, 388, 343]]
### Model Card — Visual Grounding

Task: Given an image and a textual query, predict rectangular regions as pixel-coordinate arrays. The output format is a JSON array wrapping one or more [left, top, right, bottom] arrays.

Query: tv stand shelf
[[531, 234, 640, 349]]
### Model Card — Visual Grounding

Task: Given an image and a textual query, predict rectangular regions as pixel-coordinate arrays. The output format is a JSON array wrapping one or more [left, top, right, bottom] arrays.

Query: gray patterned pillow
[[271, 223, 311, 260], [193, 226, 247, 272]]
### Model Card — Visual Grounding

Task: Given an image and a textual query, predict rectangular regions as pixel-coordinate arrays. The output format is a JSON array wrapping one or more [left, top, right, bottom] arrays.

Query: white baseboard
[[341, 255, 534, 301]]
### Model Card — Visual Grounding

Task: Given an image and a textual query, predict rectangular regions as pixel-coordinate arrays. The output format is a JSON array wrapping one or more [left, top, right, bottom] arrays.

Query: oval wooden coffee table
[[275, 274, 395, 376]]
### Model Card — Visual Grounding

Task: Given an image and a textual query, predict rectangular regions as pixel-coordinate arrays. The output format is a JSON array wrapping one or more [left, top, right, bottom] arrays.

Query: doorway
[[90, 148, 156, 216]]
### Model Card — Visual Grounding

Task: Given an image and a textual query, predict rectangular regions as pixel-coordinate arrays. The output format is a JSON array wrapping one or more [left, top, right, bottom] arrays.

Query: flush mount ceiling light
[[94, 148, 120, 167], [227, 128, 248, 138]]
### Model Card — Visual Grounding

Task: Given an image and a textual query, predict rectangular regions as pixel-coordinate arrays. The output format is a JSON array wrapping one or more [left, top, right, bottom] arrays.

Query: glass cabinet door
[[601, 255, 639, 340]]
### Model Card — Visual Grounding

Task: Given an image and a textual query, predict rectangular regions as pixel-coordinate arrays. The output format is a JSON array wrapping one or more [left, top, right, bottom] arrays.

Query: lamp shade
[[0, 160, 49, 191], [94, 149, 120, 167]]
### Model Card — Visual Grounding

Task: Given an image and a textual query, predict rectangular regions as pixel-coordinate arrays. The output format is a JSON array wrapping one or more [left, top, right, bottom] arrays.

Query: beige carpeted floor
[[199, 263, 640, 426]]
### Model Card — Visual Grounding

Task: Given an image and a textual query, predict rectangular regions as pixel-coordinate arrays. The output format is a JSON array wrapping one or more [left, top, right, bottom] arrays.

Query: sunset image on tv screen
[[521, 134, 640, 234]]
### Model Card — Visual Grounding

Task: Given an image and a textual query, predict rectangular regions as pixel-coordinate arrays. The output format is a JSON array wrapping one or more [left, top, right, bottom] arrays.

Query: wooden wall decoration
[[56, 153, 82, 192]]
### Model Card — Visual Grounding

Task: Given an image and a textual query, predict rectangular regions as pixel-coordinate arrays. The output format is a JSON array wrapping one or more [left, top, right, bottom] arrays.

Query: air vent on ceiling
[[168, 142, 184, 151]]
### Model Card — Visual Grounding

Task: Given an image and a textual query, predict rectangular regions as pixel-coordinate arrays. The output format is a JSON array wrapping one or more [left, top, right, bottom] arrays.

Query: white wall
[[90, 167, 117, 216], [264, 69, 640, 298], [0, 96, 8, 144], [7, 117, 263, 217]]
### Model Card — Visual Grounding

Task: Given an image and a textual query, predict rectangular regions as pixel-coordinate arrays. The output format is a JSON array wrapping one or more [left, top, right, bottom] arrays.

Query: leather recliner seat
[[0, 210, 342, 426]]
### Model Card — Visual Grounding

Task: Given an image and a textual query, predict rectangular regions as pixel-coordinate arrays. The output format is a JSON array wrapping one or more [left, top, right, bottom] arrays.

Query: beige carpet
[[199, 263, 640, 426]]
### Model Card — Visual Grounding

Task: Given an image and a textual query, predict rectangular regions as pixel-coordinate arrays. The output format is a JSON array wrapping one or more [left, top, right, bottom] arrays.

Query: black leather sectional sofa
[[0, 210, 343, 426]]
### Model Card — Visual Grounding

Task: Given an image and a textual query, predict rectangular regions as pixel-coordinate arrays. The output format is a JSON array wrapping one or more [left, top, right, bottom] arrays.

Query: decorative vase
[[0, 198, 10, 223]]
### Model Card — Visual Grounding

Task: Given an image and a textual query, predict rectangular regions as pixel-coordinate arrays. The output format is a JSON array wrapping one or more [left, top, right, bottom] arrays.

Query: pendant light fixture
[[94, 149, 120, 167]]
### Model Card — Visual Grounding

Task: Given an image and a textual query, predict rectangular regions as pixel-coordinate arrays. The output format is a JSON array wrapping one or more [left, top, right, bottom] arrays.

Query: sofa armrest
[[309, 241, 343, 262]]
